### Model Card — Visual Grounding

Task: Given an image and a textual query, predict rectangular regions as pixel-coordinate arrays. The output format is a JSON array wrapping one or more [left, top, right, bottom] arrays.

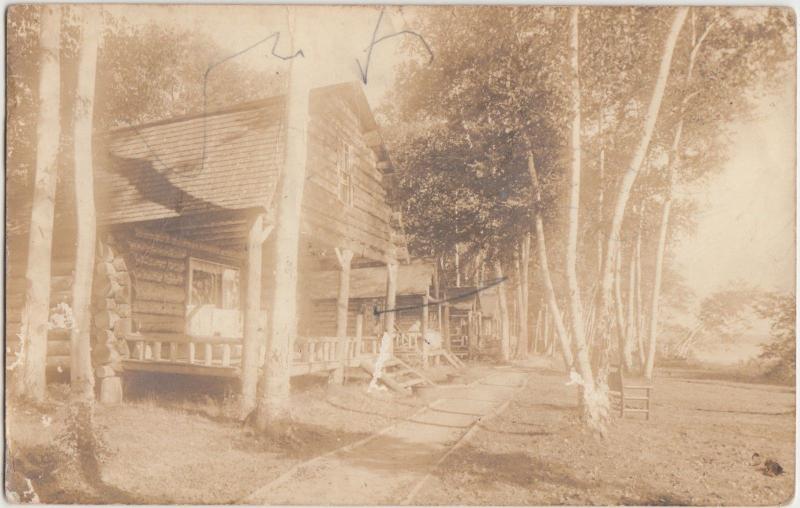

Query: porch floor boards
[[121, 356, 373, 379]]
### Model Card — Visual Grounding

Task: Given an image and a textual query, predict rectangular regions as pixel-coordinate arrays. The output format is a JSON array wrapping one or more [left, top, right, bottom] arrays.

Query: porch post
[[355, 309, 364, 357], [384, 260, 398, 355], [359, 304, 372, 354], [468, 309, 477, 360], [442, 300, 451, 353], [421, 293, 429, 368], [333, 248, 353, 384], [241, 213, 269, 417]]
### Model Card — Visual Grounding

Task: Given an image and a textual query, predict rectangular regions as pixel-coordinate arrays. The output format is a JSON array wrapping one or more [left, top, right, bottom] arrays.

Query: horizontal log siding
[[114, 225, 245, 340]]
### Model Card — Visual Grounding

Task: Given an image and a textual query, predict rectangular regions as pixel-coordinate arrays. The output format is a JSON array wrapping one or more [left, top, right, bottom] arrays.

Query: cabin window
[[336, 142, 355, 206], [188, 259, 239, 309], [186, 258, 242, 337]]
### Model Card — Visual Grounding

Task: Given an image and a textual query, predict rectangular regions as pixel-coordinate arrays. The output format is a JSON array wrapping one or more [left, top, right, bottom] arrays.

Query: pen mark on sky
[[128, 10, 431, 182], [132, 31, 303, 178], [357, 7, 434, 85]]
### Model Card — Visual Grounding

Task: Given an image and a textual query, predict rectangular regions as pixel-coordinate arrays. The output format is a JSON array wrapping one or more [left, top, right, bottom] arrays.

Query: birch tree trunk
[[635, 217, 646, 369], [495, 261, 511, 363], [595, 7, 688, 391], [513, 246, 528, 359], [535, 304, 543, 353], [527, 152, 573, 370], [256, 14, 310, 434], [70, 6, 101, 399], [625, 242, 637, 370], [520, 233, 531, 358], [645, 12, 713, 379], [614, 247, 632, 371], [565, 8, 605, 431], [645, 196, 671, 378], [15, 5, 62, 401], [597, 148, 605, 276]]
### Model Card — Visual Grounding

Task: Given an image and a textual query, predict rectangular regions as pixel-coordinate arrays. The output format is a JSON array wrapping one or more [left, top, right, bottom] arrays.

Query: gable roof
[[306, 262, 434, 300], [94, 82, 386, 226]]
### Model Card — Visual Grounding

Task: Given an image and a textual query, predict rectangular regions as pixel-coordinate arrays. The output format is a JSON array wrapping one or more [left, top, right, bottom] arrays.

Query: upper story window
[[337, 142, 355, 206]]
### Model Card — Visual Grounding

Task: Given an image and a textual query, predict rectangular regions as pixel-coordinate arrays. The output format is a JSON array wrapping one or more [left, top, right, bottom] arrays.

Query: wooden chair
[[610, 366, 653, 420]]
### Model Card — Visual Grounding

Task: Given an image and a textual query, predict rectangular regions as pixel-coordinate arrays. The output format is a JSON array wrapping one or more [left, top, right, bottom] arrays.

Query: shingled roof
[[94, 82, 383, 226]]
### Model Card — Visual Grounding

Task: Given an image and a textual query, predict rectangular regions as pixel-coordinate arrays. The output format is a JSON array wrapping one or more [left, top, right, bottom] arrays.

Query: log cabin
[[6, 81, 410, 400]]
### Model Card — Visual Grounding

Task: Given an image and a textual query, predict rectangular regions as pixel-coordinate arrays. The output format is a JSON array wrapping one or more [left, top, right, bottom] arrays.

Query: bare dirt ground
[[5, 360, 795, 505], [414, 360, 796, 506]]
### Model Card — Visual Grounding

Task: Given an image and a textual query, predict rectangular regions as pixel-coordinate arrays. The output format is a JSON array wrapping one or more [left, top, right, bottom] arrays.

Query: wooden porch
[[121, 334, 383, 379]]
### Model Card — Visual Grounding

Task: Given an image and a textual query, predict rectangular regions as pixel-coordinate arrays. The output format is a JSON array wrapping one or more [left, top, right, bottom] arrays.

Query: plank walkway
[[242, 368, 528, 505]]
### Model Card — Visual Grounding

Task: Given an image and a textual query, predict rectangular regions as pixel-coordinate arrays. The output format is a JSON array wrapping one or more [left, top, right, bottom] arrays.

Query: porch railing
[[124, 333, 384, 372]]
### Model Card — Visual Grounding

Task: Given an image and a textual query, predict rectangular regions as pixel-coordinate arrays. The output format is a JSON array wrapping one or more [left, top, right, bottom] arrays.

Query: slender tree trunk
[[70, 6, 101, 399], [454, 244, 461, 287], [534, 304, 543, 353], [594, 6, 688, 394], [645, 197, 671, 378], [542, 304, 551, 356], [565, 8, 604, 431], [15, 5, 62, 401], [625, 242, 637, 371], [645, 11, 713, 379], [495, 261, 511, 363], [635, 218, 646, 369], [514, 247, 527, 359], [256, 17, 309, 434], [520, 234, 531, 357], [614, 246, 631, 371], [527, 152, 574, 370], [597, 148, 605, 276], [676, 324, 703, 358]]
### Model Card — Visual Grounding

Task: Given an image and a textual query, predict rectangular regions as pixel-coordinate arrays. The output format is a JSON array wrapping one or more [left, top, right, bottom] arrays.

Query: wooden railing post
[[355, 311, 364, 359], [385, 260, 398, 356], [221, 344, 231, 367]]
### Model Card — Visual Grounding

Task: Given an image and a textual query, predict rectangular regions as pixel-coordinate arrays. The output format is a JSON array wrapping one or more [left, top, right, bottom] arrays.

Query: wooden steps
[[359, 357, 435, 394], [441, 349, 466, 369]]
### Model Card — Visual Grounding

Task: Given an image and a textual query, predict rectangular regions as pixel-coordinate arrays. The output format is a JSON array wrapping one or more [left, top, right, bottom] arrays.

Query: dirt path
[[242, 368, 528, 505]]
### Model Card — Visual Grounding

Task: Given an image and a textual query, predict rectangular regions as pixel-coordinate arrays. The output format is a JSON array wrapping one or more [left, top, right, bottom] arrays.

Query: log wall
[[111, 225, 245, 342]]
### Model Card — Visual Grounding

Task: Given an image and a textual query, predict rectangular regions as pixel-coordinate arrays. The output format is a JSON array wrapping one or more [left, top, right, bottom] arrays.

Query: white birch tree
[[15, 5, 62, 401]]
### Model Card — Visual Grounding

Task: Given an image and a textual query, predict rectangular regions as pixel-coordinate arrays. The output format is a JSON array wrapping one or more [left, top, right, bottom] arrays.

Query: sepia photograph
[[4, 4, 797, 505]]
